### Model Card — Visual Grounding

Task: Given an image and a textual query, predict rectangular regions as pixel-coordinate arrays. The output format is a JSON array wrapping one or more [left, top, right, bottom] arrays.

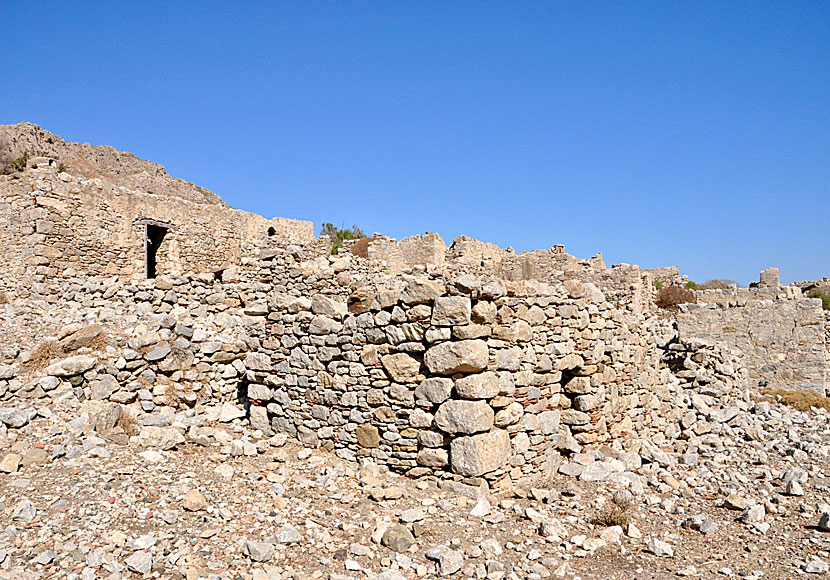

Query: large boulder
[[434, 400, 494, 434], [450, 429, 512, 476], [424, 340, 488, 374]]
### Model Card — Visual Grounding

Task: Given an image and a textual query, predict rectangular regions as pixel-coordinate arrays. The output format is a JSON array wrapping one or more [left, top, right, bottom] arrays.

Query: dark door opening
[[145, 224, 168, 279]]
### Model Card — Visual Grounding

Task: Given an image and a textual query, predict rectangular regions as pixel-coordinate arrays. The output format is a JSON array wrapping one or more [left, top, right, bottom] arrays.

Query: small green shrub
[[653, 280, 663, 290], [7, 151, 29, 173], [807, 290, 830, 311], [320, 222, 367, 255], [685, 281, 698, 290]]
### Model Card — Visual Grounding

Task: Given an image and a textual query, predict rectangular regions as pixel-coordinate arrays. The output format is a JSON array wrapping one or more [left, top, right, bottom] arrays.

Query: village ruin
[[2, 123, 830, 579]]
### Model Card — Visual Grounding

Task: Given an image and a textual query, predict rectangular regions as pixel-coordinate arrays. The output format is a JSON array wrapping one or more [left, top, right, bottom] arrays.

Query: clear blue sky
[[2, 2, 828, 285]]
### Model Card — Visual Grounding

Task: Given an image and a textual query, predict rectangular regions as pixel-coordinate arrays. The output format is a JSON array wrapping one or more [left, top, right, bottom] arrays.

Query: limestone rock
[[450, 429, 511, 476], [454, 371, 499, 399], [381, 353, 421, 383], [244, 541, 275, 562], [136, 426, 185, 450], [434, 400, 494, 434], [381, 524, 414, 552], [431, 296, 471, 326], [424, 340, 489, 374], [356, 423, 380, 448], [415, 378, 453, 404], [401, 278, 443, 305], [182, 489, 208, 511], [44, 355, 97, 377]]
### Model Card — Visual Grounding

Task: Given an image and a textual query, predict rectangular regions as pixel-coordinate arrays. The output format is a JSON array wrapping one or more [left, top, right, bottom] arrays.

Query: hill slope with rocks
[[0, 122, 225, 205]]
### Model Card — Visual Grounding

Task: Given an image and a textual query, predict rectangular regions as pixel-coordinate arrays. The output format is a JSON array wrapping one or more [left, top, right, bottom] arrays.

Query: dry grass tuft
[[350, 235, 379, 258], [592, 498, 632, 527], [116, 409, 140, 436], [162, 383, 196, 408], [757, 388, 830, 412], [21, 340, 65, 372], [20, 329, 110, 373]]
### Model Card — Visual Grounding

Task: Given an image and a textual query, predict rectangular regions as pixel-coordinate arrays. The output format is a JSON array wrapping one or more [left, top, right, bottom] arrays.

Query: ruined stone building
[[0, 123, 827, 486]]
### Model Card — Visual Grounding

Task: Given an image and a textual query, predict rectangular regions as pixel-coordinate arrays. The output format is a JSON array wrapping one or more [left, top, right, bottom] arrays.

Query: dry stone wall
[[676, 286, 827, 392], [2, 238, 717, 488], [0, 166, 313, 298]]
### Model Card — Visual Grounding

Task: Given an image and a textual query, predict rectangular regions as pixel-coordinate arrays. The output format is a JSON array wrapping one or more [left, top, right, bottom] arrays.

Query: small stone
[[438, 549, 464, 576], [645, 537, 673, 557], [244, 541, 275, 562], [182, 489, 208, 511], [723, 494, 747, 511], [356, 423, 381, 448], [400, 508, 426, 523], [125, 551, 153, 574], [469, 498, 491, 518], [274, 525, 302, 544], [12, 498, 36, 522], [0, 453, 21, 473], [805, 558, 830, 574], [218, 402, 245, 422], [381, 524, 415, 552]]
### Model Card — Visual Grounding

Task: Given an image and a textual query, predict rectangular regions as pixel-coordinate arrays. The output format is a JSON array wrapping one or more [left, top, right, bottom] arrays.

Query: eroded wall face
[[0, 169, 313, 295], [677, 292, 827, 392]]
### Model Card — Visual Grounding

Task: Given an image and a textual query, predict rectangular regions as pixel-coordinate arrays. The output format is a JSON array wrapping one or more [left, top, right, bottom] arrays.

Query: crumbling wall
[[676, 288, 827, 392], [0, 166, 313, 296]]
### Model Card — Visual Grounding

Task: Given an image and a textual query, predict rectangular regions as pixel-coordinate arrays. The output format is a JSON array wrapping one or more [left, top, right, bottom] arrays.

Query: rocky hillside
[[0, 122, 226, 205]]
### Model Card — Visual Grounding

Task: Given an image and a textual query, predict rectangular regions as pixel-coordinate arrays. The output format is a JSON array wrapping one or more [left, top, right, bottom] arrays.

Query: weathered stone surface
[[494, 402, 524, 427], [416, 447, 449, 467], [144, 342, 171, 361], [381, 524, 414, 552], [245, 352, 271, 371], [347, 288, 375, 314], [218, 402, 245, 422], [0, 453, 21, 473], [356, 423, 380, 448], [136, 426, 185, 450], [44, 355, 97, 377], [182, 489, 208, 511], [244, 540, 275, 562], [311, 294, 346, 318], [450, 429, 511, 476], [59, 324, 104, 351], [454, 371, 499, 399], [415, 378, 454, 404], [424, 340, 489, 374], [434, 400, 494, 434], [431, 296, 471, 326], [381, 353, 421, 383], [401, 278, 443, 305]]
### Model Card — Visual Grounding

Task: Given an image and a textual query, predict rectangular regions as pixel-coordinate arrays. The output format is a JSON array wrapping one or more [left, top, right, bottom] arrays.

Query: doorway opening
[[145, 224, 168, 279]]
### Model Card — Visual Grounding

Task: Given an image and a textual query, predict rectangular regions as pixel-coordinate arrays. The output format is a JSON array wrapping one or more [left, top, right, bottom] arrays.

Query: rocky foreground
[[2, 391, 830, 580]]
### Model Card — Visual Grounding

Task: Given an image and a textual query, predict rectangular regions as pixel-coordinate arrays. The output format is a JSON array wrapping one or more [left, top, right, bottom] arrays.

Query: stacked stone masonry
[[677, 285, 827, 392], [0, 155, 827, 484]]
